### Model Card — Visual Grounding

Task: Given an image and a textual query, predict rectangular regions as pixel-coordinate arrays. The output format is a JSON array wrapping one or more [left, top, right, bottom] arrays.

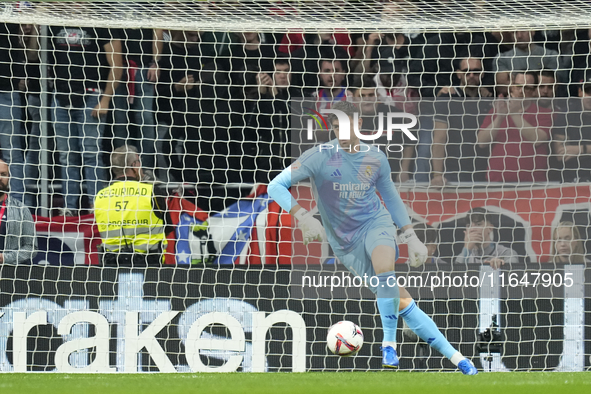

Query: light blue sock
[[376, 270, 400, 344], [400, 300, 457, 359]]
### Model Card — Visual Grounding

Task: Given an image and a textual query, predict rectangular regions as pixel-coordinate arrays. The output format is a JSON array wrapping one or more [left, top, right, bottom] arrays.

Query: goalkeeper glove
[[399, 228, 428, 268], [294, 208, 326, 245]]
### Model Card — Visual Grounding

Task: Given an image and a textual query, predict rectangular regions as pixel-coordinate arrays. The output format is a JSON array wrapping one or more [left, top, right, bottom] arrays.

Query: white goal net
[[0, 0, 589, 373]]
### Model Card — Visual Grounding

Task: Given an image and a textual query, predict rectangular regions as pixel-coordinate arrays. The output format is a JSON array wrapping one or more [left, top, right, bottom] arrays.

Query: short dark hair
[[540, 69, 556, 81], [358, 75, 378, 89], [413, 223, 438, 244], [328, 101, 359, 123], [320, 57, 347, 72], [512, 70, 539, 85], [466, 207, 493, 226], [319, 46, 350, 70], [453, 57, 482, 71], [275, 58, 290, 67]]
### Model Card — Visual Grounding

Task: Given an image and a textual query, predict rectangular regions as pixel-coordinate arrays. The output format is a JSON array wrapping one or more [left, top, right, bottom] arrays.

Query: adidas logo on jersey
[[331, 169, 342, 178]]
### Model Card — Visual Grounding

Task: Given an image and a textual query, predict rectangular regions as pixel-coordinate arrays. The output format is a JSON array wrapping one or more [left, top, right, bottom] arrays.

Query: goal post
[[3, 1, 591, 31], [0, 0, 589, 373]]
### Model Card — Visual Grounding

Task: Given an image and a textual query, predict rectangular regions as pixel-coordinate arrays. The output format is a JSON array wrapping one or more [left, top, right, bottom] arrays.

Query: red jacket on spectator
[[481, 103, 553, 183]]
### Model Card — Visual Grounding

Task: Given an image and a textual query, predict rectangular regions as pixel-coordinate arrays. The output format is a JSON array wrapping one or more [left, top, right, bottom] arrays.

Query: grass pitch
[[1, 372, 590, 394]]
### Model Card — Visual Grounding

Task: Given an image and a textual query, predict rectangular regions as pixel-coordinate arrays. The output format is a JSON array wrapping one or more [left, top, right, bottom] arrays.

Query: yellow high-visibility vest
[[94, 180, 166, 253]]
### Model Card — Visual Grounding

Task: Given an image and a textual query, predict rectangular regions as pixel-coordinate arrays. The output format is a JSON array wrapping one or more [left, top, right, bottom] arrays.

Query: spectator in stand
[[154, 30, 204, 182], [373, 51, 418, 115], [112, 28, 163, 171], [0, 158, 36, 264], [289, 35, 350, 97], [226, 32, 278, 185], [49, 26, 123, 216], [551, 221, 588, 264], [249, 58, 293, 183], [161, 31, 236, 212], [549, 76, 591, 182], [538, 29, 575, 98], [199, 31, 278, 61], [408, 31, 508, 98], [0, 23, 27, 203], [18, 23, 43, 209], [409, 31, 508, 182], [569, 28, 591, 97], [454, 208, 518, 269], [354, 79, 393, 133], [481, 32, 515, 91], [436, 57, 493, 99], [351, 32, 384, 81], [353, 79, 415, 183], [362, 32, 418, 113], [313, 58, 352, 110], [0, 23, 43, 208], [256, 58, 292, 100], [351, 32, 410, 86], [493, 30, 559, 96], [227, 32, 276, 95], [537, 69, 557, 110], [477, 71, 553, 183], [349, 32, 416, 113], [431, 57, 493, 186]]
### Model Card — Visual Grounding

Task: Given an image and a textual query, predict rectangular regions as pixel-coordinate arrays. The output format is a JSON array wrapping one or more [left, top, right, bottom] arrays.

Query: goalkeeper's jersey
[[270, 139, 410, 254]]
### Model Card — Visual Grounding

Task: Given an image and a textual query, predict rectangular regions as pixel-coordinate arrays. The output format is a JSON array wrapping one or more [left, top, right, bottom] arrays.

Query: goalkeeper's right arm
[[268, 168, 326, 245]]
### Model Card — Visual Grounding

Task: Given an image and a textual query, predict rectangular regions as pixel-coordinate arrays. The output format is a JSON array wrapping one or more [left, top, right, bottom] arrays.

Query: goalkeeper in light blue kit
[[268, 101, 477, 374]]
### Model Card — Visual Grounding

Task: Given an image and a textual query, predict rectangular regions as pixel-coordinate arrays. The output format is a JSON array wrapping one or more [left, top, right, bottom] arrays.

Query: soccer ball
[[326, 321, 364, 356]]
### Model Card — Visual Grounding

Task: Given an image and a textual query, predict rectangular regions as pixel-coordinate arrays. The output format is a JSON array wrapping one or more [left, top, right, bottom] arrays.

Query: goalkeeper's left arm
[[375, 161, 428, 267], [268, 167, 326, 245]]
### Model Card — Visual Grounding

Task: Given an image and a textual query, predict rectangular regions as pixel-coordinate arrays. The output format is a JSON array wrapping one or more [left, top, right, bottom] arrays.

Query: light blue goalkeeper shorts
[[334, 225, 399, 293]]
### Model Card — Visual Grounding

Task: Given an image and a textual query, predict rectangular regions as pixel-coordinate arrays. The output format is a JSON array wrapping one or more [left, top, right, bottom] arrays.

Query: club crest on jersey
[[365, 166, 373, 178]]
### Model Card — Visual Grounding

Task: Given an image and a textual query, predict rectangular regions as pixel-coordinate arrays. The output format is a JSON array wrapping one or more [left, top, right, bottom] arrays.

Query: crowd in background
[[2, 25, 591, 214]]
